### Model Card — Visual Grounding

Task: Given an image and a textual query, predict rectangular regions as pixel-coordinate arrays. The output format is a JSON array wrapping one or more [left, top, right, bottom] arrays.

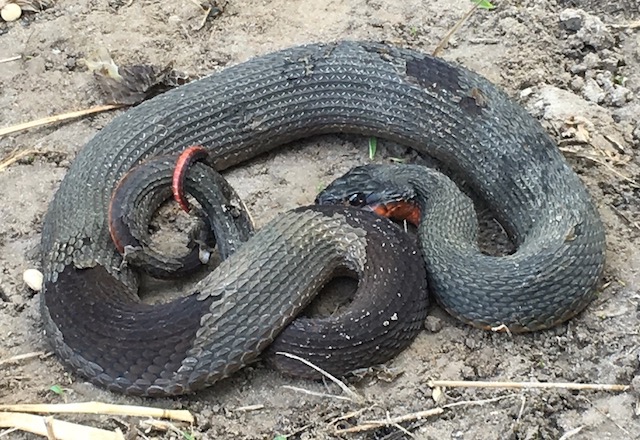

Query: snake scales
[[40, 41, 606, 396]]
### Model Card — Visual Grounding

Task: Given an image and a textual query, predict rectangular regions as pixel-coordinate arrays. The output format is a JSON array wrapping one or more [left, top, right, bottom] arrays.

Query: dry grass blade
[[276, 352, 362, 402], [559, 426, 584, 439], [0, 412, 124, 440], [333, 394, 519, 434], [0, 402, 194, 423], [0, 104, 125, 138], [433, 2, 480, 56], [610, 20, 640, 29], [0, 55, 21, 64], [0, 149, 41, 172], [428, 379, 629, 392], [559, 147, 640, 189], [441, 393, 519, 408], [282, 385, 354, 402], [333, 408, 444, 434], [0, 351, 47, 367], [139, 419, 193, 436]]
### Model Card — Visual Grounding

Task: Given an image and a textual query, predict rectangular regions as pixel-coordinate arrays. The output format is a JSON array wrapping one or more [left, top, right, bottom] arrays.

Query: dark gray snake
[[40, 41, 606, 396]]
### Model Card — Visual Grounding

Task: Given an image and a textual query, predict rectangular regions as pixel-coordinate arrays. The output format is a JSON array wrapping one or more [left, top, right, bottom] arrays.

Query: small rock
[[583, 52, 601, 69], [559, 8, 584, 32], [570, 76, 585, 92], [582, 78, 605, 104], [424, 315, 443, 333], [610, 86, 633, 107], [632, 122, 640, 145], [576, 12, 615, 50], [631, 375, 640, 397], [520, 87, 534, 99], [1, 3, 22, 21], [23, 269, 43, 292]]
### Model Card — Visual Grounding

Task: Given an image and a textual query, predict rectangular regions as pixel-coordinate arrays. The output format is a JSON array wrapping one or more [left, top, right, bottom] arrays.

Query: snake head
[[316, 165, 421, 226]]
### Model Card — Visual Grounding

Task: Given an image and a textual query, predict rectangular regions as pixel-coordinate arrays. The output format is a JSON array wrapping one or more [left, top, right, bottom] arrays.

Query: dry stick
[[610, 20, 640, 29], [609, 204, 640, 232], [0, 412, 124, 440], [334, 394, 520, 435], [559, 148, 640, 189], [0, 402, 194, 423], [276, 352, 362, 402], [333, 408, 445, 434], [428, 380, 629, 392], [432, 2, 481, 57], [558, 426, 584, 440], [282, 385, 354, 402], [0, 351, 47, 367], [0, 104, 125, 138], [0, 149, 40, 172], [0, 55, 21, 64], [441, 393, 519, 409]]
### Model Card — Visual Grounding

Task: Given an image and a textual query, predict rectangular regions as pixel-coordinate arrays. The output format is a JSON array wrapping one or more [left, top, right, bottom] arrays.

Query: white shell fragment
[[1, 3, 22, 22], [23, 268, 44, 291]]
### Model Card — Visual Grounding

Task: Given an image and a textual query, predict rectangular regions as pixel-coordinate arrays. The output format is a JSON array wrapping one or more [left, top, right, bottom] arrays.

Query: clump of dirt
[[1, 1, 639, 439]]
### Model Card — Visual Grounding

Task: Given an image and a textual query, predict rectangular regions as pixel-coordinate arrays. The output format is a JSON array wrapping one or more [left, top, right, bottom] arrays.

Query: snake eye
[[347, 192, 367, 207]]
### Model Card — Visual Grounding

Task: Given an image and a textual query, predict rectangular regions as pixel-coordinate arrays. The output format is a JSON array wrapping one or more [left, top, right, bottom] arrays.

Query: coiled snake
[[40, 41, 606, 396]]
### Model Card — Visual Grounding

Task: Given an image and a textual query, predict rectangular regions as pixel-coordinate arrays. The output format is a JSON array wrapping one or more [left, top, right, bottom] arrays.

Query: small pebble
[[630, 375, 640, 397], [23, 269, 44, 291], [559, 8, 584, 32], [1, 3, 22, 22], [424, 315, 443, 333]]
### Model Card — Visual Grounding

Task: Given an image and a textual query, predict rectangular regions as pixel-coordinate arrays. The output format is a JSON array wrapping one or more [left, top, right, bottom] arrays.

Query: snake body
[[41, 41, 606, 396]]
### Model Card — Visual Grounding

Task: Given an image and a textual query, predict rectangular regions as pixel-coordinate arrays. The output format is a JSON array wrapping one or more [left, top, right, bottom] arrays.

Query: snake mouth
[[369, 201, 421, 226]]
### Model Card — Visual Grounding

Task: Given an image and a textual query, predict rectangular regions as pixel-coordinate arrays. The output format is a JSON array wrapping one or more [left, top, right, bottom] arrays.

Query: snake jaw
[[370, 201, 421, 226], [316, 165, 420, 225]]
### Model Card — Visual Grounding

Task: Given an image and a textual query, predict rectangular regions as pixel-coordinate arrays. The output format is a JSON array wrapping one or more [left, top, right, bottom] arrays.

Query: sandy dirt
[[1, 0, 640, 439]]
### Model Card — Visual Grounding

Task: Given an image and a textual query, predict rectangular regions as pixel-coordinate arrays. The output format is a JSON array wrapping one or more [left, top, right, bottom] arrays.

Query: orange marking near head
[[372, 201, 420, 226]]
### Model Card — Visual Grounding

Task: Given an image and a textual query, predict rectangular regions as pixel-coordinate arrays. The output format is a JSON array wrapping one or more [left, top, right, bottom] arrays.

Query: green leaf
[[273, 436, 287, 440], [181, 431, 195, 440], [49, 385, 64, 395], [471, 0, 495, 9], [368, 136, 378, 160]]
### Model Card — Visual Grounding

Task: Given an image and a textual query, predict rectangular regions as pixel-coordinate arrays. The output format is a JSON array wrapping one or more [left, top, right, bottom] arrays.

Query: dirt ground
[[1, 0, 640, 439]]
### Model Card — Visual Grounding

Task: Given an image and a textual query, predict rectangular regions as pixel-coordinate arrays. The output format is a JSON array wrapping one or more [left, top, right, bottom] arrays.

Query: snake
[[40, 40, 606, 397]]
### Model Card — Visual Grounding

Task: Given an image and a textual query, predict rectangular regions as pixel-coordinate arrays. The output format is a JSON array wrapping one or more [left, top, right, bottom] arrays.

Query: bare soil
[[1, 1, 639, 439]]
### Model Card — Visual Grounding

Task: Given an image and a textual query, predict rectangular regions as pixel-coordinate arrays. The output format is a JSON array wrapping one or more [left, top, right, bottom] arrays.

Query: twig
[[282, 385, 353, 402], [139, 419, 192, 437], [441, 393, 519, 409], [559, 148, 640, 189], [333, 408, 444, 434], [276, 352, 361, 402], [581, 396, 633, 436], [0, 104, 125, 138], [43, 416, 56, 440], [327, 407, 372, 426], [433, 2, 480, 56], [0, 412, 124, 440], [0, 402, 194, 423], [0, 149, 41, 172], [610, 20, 640, 29], [0, 427, 19, 438], [428, 379, 629, 392], [233, 404, 264, 412], [0, 351, 47, 367], [0, 55, 21, 64], [332, 394, 520, 435], [559, 426, 584, 440], [609, 204, 640, 232]]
